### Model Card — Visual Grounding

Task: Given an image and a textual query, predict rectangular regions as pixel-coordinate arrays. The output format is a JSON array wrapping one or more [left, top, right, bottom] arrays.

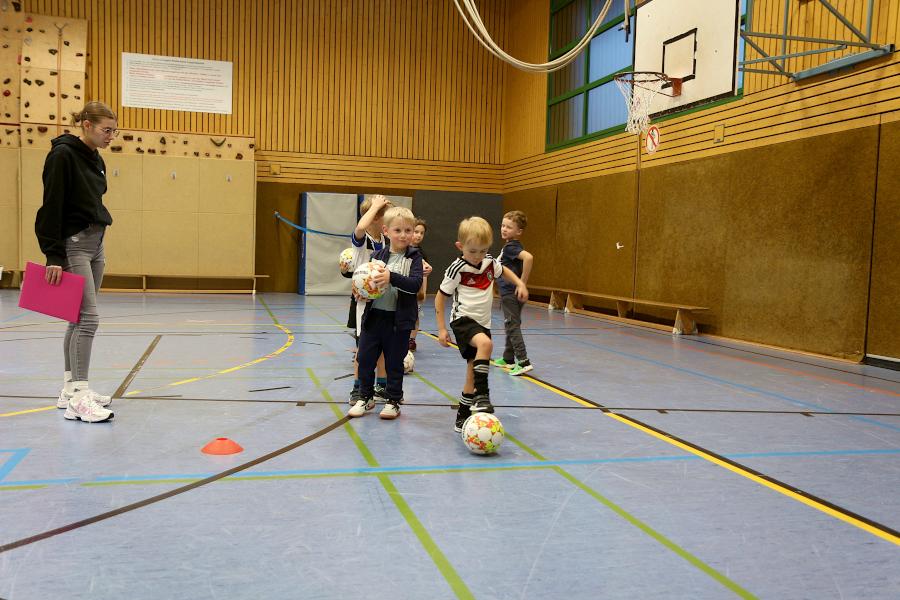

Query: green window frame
[[545, 0, 748, 152]]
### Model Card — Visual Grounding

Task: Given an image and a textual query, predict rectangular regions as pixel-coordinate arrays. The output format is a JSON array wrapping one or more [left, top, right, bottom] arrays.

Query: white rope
[[452, 0, 630, 73]]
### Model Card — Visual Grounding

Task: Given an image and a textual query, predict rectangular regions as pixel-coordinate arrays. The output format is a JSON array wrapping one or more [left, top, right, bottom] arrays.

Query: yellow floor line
[[420, 331, 900, 547], [0, 406, 56, 418]]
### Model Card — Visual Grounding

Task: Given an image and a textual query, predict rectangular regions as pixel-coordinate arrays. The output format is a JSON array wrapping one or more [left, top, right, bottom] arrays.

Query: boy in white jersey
[[435, 217, 528, 432]]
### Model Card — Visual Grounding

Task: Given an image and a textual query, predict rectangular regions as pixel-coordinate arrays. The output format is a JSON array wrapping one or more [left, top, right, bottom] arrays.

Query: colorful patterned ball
[[352, 260, 387, 300], [461, 413, 504, 455], [338, 247, 356, 274]]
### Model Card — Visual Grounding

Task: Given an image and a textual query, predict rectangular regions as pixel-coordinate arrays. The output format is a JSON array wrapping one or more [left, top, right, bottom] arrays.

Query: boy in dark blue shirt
[[495, 210, 534, 376]]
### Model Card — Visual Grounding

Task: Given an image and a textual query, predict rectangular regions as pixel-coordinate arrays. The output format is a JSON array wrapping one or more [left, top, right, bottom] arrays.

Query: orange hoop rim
[[614, 71, 683, 97]]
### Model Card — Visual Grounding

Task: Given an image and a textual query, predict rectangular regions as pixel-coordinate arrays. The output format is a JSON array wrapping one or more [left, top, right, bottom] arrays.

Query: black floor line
[[0, 416, 350, 554]]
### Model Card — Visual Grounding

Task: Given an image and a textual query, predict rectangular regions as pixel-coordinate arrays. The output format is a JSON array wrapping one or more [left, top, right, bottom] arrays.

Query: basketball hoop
[[614, 72, 682, 135]]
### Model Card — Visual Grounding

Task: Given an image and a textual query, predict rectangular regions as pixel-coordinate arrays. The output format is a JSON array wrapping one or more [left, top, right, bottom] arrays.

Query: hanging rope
[[452, 0, 629, 73], [274, 211, 349, 239]]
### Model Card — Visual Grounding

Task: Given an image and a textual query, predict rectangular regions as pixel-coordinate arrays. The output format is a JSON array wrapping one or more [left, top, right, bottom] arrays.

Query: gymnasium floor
[[0, 291, 898, 600]]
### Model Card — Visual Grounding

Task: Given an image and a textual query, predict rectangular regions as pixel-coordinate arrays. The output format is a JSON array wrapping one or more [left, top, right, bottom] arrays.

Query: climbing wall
[[19, 13, 87, 127]]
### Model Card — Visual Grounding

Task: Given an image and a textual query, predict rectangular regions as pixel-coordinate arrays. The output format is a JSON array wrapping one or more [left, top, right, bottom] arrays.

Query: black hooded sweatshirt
[[35, 134, 113, 267]]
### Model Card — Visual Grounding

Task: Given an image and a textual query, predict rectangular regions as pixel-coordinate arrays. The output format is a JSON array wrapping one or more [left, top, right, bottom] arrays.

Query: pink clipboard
[[18, 262, 85, 323]]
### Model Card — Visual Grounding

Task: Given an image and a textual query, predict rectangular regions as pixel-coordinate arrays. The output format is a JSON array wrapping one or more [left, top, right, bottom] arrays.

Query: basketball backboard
[[633, 0, 741, 115]]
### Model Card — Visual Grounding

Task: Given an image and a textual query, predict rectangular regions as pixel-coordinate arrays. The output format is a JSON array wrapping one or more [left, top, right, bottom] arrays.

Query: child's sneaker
[[492, 357, 513, 369], [374, 383, 388, 403], [64, 390, 114, 423], [348, 396, 375, 418], [509, 362, 534, 376], [348, 386, 361, 406], [471, 395, 494, 414], [454, 403, 472, 433], [380, 400, 401, 420]]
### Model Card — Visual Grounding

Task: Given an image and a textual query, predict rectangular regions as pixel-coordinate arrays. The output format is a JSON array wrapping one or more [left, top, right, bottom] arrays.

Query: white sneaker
[[379, 401, 401, 420], [59, 388, 111, 408], [348, 397, 375, 418], [87, 389, 112, 407], [64, 390, 114, 423], [57, 389, 72, 409]]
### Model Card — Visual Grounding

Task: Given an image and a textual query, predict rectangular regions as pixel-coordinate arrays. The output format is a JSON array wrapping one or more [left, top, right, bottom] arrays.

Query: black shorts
[[450, 316, 491, 360]]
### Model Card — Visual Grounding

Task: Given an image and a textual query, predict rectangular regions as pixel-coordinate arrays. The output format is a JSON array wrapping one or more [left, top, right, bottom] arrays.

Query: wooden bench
[[528, 286, 708, 335], [100, 274, 270, 295]]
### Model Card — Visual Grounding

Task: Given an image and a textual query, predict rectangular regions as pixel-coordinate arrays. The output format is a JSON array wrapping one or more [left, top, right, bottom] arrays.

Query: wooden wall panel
[[866, 115, 900, 359], [744, 0, 900, 95], [22, 0, 507, 169], [0, 149, 19, 272], [502, 0, 548, 163]]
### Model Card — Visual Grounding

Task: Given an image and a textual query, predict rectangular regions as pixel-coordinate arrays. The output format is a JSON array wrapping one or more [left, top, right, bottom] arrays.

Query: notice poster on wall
[[122, 53, 233, 114]]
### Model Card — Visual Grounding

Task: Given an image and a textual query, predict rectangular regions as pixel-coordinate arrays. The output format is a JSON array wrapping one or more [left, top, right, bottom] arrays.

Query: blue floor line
[[553, 334, 900, 433], [2, 448, 897, 488], [0, 313, 27, 323], [0, 449, 30, 482]]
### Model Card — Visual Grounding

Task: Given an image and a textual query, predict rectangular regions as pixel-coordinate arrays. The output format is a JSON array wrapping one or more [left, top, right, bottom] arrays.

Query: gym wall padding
[[502, 185, 559, 289], [638, 126, 877, 359], [866, 119, 900, 361], [411, 190, 504, 294], [507, 126, 881, 359], [300, 193, 357, 295], [256, 183, 418, 293], [557, 172, 637, 297]]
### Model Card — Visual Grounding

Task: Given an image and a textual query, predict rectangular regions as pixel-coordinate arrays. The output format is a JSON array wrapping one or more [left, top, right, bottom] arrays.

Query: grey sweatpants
[[501, 294, 528, 364], [63, 224, 106, 381]]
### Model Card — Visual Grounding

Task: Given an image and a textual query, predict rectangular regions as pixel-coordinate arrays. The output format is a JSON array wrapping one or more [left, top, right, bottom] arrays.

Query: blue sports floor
[[1, 291, 898, 599]]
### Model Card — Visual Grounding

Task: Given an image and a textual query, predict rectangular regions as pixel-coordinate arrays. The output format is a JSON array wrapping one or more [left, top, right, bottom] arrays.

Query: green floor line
[[309, 368, 474, 600], [416, 368, 758, 600], [504, 434, 757, 599], [0, 485, 47, 491], [412, 371, 459, 405]]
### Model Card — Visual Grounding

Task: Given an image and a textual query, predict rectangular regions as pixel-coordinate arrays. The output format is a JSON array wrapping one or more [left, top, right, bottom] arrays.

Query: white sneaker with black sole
[[64, 390, 114, 423], [348, 397, 375, 418], [380, 400, 401, 420]]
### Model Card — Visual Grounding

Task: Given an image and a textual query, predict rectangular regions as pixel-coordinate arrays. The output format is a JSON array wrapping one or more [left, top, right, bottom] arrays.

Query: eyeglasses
[[91, 125, 119, 137]]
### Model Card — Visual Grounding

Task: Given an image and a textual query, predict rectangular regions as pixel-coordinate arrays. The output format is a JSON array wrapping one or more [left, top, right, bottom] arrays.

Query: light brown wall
[[23, 0, 508, 191], [867, 115, 900, 359], [501, 0, 548, 164]]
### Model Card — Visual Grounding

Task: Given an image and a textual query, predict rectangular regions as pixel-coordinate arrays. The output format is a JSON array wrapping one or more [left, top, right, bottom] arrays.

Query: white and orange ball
[[338, 247, 356, 274], [352, 260, 387, 300], [461, 413, 504, 455]]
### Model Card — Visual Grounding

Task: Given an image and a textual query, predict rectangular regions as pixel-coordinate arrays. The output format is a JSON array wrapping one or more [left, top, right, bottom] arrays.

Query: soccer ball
[[403, 350, 415, 374], [352, 260, 387, 300], [338, 247, 356, 274], [461, 413, 504, 455]]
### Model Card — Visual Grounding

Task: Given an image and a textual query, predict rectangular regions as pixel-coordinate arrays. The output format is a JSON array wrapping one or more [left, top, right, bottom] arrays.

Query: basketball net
[[614, 73, 669, 135]]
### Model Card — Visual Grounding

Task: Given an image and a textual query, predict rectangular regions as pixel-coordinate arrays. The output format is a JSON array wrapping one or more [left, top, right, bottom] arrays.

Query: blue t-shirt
[[498, 239, 523, 296]]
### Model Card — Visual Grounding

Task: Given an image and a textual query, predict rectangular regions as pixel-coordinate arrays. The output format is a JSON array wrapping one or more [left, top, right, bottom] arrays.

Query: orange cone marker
[[201, 437, 244, 455]]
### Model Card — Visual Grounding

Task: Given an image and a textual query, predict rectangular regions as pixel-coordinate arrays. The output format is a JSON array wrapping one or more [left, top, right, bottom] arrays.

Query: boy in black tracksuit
[[349, 207, 424, 420]]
